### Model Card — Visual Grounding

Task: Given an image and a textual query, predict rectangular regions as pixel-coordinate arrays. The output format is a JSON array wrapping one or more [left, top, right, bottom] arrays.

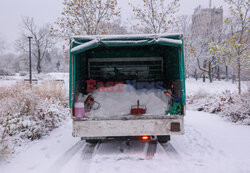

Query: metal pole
[[28, 36, 32, 84]]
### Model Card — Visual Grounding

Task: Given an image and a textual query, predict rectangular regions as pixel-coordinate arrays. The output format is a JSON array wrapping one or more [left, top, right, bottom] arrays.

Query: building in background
[[192, 5, 223, 37]]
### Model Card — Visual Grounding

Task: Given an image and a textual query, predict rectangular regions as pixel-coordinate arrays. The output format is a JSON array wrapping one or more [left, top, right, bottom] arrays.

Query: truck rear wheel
[[157, 135, 170, 143]]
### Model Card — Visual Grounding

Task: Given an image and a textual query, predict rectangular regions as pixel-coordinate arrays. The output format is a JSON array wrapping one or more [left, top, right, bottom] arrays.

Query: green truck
[[69, 33, 185, 143]]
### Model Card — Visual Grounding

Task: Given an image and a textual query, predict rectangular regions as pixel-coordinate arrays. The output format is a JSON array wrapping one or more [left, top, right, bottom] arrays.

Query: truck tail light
[[170, 122, 180, 132], [141, 136, 149, 140]]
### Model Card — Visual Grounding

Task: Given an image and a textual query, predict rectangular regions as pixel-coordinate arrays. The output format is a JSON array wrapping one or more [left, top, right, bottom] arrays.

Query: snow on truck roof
[[71, 33, 183, 40], [70, 33, 183, 55]]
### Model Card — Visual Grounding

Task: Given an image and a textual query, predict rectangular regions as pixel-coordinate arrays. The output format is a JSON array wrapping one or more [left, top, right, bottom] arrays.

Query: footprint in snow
[[45, 153, 50, 159], [27, 164, 37, 170], [40, 146, 48, 150], [56, 134, 63, 138]]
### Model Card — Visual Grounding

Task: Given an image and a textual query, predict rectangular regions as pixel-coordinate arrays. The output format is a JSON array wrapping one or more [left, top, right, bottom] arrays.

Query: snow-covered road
[[1, 111, 250, 173]]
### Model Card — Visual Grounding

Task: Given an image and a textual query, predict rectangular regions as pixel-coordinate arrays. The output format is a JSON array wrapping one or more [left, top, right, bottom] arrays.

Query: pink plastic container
[[74, 102, 85, 118]]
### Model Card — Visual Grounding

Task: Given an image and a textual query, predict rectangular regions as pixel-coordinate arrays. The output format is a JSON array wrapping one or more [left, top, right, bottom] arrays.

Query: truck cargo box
[[69, 33, 186, 139]]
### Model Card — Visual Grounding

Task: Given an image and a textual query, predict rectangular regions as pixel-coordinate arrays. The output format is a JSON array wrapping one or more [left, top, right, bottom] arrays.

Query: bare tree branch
[[197, 58, 209, 72], [16, 16, 53, 73]]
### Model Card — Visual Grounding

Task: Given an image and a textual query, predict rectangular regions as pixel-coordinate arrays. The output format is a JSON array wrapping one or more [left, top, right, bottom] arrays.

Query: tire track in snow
[[145, 141, 157, 159], [156, 142, 189, 172], [83, 140, 156, 173], [160, 142, 181, 160], [77, 142, 100, 173], [81, 142, 100, 160], [47, 140, 85, 173]]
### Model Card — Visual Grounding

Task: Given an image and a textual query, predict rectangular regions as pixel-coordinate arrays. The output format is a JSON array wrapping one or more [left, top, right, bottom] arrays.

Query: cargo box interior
[[70, 35, 186, 115]]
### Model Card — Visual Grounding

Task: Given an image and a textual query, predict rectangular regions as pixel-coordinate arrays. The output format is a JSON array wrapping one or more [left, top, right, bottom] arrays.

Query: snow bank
[[78, 84, 170, 117], [186, 79, 250, 125]]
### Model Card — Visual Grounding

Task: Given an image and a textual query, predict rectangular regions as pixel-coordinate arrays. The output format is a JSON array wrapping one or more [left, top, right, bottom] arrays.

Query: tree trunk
[[37, 48, 41, 74], [232, 72, 236, 84], [217, 66, 220, 81], [194, 69, 198, 81], [225, 65, 228, 81], [203, 74, 205, 82], [238, 58, 241, 95], [208, 62, 212, 83], [37, 60, 41, 74]]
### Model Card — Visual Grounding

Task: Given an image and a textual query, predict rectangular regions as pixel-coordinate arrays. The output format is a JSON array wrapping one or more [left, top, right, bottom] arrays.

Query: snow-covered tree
[[16, 17, 54, 74], [0, 36, 5, 54], [0, 53, 21, 74], [176, 15, 190, 35], [174, 15, 195, 78], [42, 47, 69, 73], [209, 0, 249, 94], [52, 0, 120, 38], [130, 0, 180, 34], [190, 8, 225, 83], [188, 33, 218, 83], [103, 18, 128, 35]]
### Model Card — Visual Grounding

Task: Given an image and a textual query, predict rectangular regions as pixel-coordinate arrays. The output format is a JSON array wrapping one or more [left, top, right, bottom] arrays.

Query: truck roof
[[70, 33, 183, 55], [71, 33, 183, 41]]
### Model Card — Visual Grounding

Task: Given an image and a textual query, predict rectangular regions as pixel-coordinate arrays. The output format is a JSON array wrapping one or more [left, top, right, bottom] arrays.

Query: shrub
[[0, 81, 70, 160]]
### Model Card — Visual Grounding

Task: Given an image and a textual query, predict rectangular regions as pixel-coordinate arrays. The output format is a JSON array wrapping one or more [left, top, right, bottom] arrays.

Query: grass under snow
[[0, 81, 70, 161]]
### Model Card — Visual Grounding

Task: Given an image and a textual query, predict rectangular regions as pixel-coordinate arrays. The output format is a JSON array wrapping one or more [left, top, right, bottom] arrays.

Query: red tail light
[[141, 136, 149, 140]]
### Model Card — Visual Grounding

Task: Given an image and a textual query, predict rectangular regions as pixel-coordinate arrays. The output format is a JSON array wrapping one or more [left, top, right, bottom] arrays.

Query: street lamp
[[28, 36, 32, 84]]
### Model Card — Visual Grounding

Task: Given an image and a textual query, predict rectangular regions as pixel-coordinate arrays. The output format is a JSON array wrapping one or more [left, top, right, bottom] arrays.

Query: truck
[[69, 33, 186, 143]]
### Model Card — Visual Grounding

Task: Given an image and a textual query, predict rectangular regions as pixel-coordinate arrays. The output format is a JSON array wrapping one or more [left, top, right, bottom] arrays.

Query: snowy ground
[[186, 78, 249, 95], [0, 75, 249, 173], [1, 111, 250, 173], [0, 73, 69, 90], [186, 78, 250, 124]]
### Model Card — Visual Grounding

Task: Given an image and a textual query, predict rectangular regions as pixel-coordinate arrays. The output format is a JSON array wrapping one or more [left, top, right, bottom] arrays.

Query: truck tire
[[86, 139, 99, 144], [157, 135, 170, 143]]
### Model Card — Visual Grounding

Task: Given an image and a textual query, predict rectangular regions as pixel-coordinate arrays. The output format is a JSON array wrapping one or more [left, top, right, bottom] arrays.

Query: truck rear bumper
[[72, 116, 184, 137]]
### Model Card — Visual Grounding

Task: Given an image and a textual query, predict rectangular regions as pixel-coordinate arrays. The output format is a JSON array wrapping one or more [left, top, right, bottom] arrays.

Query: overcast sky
[[0, 0, 229, 49]]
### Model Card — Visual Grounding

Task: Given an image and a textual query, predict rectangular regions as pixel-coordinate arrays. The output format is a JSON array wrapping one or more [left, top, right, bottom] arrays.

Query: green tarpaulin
[[69, 33, 185, 109]]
